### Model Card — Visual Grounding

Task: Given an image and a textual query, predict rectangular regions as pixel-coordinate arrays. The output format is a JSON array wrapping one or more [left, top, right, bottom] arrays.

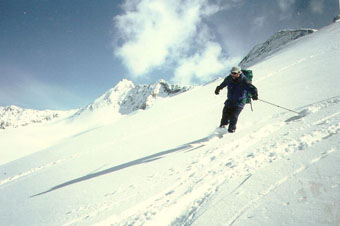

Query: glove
[[215, 86, 221, 95], [252, 94, 258, 100]]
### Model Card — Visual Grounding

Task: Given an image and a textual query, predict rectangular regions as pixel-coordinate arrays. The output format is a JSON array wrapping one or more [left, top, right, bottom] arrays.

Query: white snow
[[1, 22, 340, 226]]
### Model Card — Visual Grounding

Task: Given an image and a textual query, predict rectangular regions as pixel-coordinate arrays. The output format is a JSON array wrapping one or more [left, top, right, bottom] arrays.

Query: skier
[[215, 66, 258, 133]]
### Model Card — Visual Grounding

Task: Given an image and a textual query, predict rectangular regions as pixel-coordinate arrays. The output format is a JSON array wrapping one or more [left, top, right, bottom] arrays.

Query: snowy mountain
[[0, 80, 190, 129], [0, 105, 75, 129], [1, 22, 340, 226], [239, 28, 316, 68], [72, 79, 191, 121]]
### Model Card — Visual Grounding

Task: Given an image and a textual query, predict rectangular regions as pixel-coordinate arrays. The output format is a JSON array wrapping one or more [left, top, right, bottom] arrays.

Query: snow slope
[[0, 22, 340, 226]]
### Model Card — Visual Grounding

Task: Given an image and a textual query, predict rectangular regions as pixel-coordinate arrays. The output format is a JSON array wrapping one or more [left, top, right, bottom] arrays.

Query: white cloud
[[173, 42, 240, 84], [114, 0, 228, 83]]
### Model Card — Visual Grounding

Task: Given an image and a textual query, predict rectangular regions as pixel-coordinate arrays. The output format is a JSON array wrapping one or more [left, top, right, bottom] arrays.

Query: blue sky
[[0, 0, 338, 110]]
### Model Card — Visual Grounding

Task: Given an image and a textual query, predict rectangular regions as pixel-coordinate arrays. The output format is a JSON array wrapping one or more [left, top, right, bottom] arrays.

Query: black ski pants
[[220, 105, 243, 131]]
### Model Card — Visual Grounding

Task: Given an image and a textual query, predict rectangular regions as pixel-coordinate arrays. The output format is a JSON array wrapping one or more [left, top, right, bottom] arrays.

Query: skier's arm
[[215, 77, 229, 95], [249, 84, 258, 100], [244, 80, 258, 100]]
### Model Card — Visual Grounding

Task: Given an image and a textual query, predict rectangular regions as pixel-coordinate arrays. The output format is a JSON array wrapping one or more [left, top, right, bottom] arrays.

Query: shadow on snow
[[30, 134, 215, 198]]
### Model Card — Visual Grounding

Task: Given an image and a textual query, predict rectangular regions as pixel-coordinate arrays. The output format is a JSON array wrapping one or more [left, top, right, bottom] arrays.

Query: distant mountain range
[[0, 105, 75, 129], [0, 80, 191, 129]]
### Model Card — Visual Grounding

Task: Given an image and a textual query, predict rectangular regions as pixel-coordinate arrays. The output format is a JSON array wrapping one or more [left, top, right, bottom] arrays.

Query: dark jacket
[[216, 73, 258, 108]]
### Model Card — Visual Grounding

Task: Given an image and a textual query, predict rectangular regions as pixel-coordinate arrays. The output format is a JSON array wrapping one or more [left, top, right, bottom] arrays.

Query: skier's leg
[[220, 105, 231, 127], [228, 106, 243, 132]]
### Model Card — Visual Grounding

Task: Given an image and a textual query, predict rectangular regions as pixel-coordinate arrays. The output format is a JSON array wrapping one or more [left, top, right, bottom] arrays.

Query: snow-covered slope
[[0, 105, 75, 129], [239, 28, 316, 68], [0, 22, 340, 226]]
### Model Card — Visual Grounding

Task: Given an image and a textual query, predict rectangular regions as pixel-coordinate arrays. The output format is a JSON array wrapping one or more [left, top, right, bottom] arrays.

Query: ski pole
[[258, 99, 300, 114]]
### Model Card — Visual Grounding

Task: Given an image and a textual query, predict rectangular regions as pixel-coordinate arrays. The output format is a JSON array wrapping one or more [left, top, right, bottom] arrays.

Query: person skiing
[[215, 66, 258, 133]]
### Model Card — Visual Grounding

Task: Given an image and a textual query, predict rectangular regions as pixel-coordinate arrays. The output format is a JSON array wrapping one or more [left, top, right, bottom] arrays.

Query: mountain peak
[[73, 79, 191, 118], [114, 79, 135, 90]]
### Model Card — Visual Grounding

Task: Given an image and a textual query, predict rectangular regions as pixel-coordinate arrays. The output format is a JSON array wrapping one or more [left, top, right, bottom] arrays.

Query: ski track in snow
[[69, 96, 340, 226], [226, 148, 337, 226], [0, 152, 84, 187]]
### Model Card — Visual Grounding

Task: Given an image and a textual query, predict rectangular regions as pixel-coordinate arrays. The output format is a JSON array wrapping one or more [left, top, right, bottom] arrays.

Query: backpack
[[241, 69, 253, 104]]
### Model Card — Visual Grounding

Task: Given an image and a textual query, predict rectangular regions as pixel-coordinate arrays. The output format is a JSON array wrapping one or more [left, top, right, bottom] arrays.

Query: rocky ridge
[[239, 29, 316, 68]]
